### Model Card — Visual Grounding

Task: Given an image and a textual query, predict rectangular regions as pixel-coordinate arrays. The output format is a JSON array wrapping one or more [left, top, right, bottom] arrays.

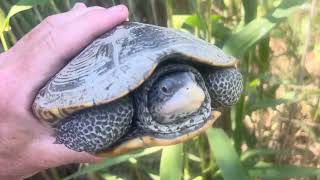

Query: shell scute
[[33, 22, 237, 121]]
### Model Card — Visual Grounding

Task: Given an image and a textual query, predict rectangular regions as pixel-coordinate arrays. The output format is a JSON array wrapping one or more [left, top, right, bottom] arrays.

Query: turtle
[[32, 22, 243, 156]]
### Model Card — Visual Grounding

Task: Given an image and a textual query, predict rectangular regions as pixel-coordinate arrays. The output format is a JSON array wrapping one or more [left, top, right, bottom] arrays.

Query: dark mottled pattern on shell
[[55, 96, 133, 153], [204, 68, 243, 107]]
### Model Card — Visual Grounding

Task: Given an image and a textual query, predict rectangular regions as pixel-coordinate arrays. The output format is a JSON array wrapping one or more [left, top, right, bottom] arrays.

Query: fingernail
[[107, 4, 128, 13]]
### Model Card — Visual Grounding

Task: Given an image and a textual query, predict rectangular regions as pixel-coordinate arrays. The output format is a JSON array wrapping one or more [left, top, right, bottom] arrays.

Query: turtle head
[[131, 64, 212, 139], [96, 64, 218, 157], [148, 71, 205, 124]]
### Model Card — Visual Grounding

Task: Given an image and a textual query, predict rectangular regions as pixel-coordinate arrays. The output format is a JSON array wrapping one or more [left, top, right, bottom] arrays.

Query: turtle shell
[[33, 22, 238, 122]]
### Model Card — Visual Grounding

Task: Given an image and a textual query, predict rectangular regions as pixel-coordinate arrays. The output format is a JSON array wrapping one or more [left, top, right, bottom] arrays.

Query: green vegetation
[[1, 0, 320, 179]]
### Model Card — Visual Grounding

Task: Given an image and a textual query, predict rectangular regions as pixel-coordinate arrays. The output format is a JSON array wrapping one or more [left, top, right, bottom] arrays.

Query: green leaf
[[240, 149, 289, 162], [0, 0, 50, 50], [207, 128, 250, 180], [187, 153, 201, 162], [172, 15, 191, 29], [184, 15, 206, 30], [247, 98, 291, 112], [160, 144, 184, 180], [249, 164, 320, 178], [0, 8, 5, 52], [99, 173, 125, 180], [223, 0, 306, 57], [249, 79, 261, 87], [0, 9, 5, 31], [64, 147, 162, 180], [242, 0, 257, 23], [193, 176, 203, 180], [149, 173, 160, 180], [6, 0, 47, 20]]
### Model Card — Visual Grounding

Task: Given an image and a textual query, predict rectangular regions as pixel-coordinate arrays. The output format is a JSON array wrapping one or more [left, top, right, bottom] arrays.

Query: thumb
[[6, 5, 128, 108]]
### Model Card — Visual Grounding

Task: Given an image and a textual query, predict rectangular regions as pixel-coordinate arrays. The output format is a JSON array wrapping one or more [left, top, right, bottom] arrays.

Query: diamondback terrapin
[[32, 22, 243, 156]]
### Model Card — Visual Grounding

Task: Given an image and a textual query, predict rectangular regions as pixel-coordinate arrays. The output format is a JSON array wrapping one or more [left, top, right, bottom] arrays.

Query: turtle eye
[[161, 86, 169, 93], [159, 79, 174, 95]]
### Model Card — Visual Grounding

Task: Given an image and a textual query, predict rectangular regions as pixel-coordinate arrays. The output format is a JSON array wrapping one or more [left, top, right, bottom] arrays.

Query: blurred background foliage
[[1, 0, 320, 179]]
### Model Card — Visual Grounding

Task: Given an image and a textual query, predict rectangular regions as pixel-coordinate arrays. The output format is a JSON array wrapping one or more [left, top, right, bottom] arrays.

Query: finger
[[28, 135, 103, 175], [11, 6, 108, 49], [44, 136, 104, 164], [1, 5, 113, 70], [6, 5, 128, 107], [71, 2, 87, 11], [68, 6, 107, 21]]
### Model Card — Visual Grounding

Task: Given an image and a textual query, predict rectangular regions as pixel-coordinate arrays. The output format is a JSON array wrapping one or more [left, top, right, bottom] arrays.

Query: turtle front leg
[[203, 67, 243, 108], [55, 96, 134, 154]]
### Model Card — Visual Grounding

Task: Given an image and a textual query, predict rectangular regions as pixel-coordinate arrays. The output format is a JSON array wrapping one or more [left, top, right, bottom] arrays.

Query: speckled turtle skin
[[32, 22, 242, 155]]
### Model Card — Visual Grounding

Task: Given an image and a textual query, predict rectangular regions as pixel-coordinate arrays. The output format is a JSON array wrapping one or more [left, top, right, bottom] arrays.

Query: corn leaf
[[240, 149, 289, 162], [223, 0, 306, 57], [64, 147, 162, 180], [0, 0, 50, 50], [160, 144, 184, 180], [207, 128, 250, 180], [172, 15, 191, 29]]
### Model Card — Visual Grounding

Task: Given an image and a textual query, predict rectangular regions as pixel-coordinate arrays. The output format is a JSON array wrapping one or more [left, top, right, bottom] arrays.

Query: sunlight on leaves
[[160, 144, 183, 180], [223, 0, 306, 57], [207, 128, 250, 180]]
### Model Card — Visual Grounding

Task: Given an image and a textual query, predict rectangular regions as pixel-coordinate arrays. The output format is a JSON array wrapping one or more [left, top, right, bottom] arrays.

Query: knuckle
[[75, 2, 87, 8], [43, 15, 58, 27], [43, 31, 58, 53], [84, 7, 106, 18]]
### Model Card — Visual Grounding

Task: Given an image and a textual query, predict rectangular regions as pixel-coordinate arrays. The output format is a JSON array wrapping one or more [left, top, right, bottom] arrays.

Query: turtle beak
[[161, 82, 205, 116]]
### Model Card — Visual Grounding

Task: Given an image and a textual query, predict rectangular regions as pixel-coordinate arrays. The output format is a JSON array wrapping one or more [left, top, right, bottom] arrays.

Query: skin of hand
[[0, 3, 128, 179]]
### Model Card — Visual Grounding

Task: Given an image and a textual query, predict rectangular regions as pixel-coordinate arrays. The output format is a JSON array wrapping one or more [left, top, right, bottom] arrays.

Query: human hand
[[0, 3, 128, 179]]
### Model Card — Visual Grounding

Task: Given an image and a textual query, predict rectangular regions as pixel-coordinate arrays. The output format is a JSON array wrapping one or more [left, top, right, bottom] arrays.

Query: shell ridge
[[34, 22, 237, 120]]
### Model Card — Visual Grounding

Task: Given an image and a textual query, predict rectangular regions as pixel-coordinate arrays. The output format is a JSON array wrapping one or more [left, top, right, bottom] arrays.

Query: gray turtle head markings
[[133, 63, 212, 139], [148, 71, 205, 124]]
